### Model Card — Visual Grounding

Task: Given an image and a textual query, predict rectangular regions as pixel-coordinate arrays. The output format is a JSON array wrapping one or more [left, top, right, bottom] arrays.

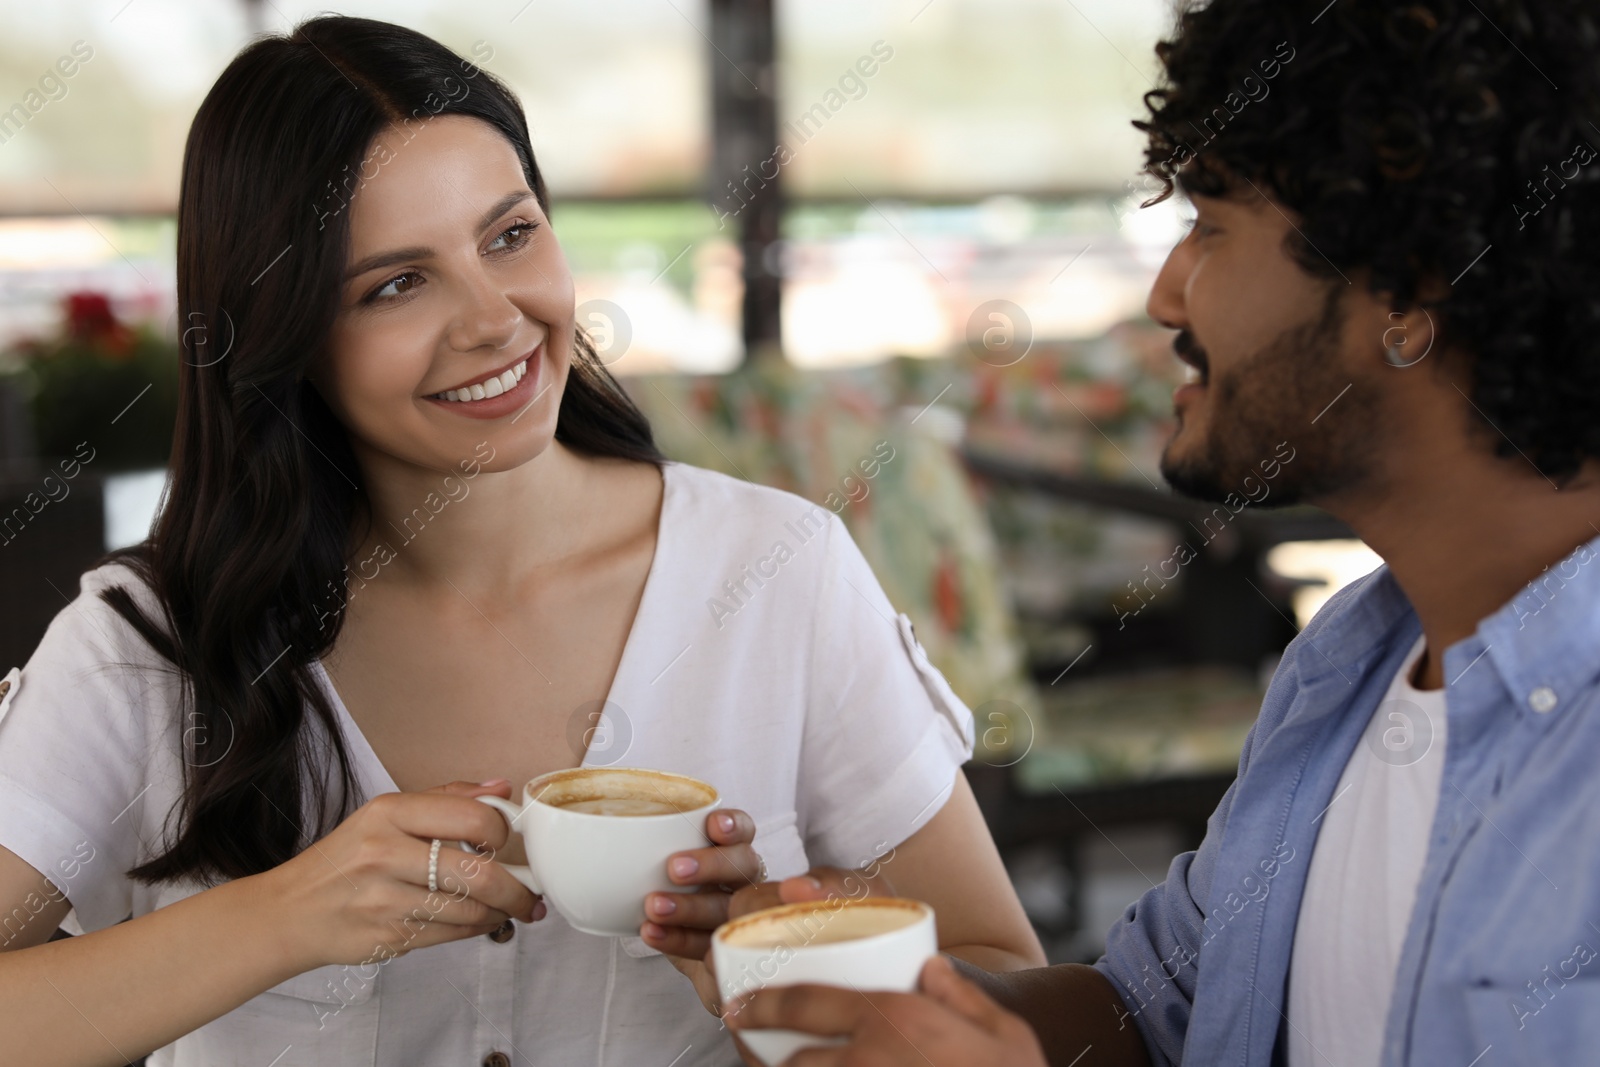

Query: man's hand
[[726, 955, 1050, 1066]]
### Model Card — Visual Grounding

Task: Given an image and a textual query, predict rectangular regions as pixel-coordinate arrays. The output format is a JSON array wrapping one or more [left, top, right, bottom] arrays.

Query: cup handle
[[459, 794, 543, 895]]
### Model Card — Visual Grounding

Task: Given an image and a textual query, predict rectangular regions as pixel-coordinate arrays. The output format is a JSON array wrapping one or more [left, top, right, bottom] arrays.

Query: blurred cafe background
[[0, 0, 1381, 965]]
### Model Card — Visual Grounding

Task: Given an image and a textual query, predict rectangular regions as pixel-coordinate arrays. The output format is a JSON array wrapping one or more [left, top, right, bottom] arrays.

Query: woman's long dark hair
[[99, 15, 663, 886]]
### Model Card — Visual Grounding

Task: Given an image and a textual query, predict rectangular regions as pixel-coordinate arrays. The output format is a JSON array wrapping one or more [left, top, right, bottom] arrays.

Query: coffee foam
[[559, 797, 680, 817], [719, 899, 927, 949], [528, 767, 715, 816]]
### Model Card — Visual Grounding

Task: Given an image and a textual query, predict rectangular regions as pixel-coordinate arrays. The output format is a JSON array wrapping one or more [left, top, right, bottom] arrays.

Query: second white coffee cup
[[713, 897, 938, 1067], [461, 766, 718, 937]]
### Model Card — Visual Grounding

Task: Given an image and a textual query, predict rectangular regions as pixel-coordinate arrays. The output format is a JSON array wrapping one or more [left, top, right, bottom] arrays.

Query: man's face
[[1149, 182, 1384, 507]]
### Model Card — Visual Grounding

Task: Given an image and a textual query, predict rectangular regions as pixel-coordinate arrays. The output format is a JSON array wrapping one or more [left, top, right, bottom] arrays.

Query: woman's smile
[[423, 340, 546, 419]]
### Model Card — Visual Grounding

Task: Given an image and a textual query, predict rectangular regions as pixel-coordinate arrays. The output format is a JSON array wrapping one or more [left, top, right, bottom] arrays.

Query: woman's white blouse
[[0, 462, 975, 1067]]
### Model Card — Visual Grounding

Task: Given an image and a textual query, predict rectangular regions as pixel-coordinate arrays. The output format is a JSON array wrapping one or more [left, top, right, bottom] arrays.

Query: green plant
[[7, 292, 179, 472]]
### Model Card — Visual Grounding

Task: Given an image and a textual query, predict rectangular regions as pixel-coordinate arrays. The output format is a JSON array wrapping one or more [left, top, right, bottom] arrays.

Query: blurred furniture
[[964, 448, 1350, 676], [626, 356, 1040, 726], [0, 463, 105, 674]]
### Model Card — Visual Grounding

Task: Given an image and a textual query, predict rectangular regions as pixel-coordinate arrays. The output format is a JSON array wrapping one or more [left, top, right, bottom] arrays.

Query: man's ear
[[1379, 301, 1438, 369]]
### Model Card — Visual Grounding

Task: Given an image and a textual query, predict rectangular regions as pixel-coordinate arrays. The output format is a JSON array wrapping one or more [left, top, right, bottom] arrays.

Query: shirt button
[[487, 919, 515, 943], [482, 1053, 511, 1067], [1529, 686, 1558, 714]]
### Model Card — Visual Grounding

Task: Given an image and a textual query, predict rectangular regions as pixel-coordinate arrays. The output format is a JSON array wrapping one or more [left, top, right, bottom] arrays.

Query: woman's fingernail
[[716, 812, 736, 833], [649, 895, 678, 916], [642, 921, 666, 940], [479, 778, 510, 787], [670, 856, 699, 879], [530, 901, 546, 921]]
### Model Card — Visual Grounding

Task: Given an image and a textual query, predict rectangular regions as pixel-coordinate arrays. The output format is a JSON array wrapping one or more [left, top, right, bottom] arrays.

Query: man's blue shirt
[[1094, 534, 1600, 1066]]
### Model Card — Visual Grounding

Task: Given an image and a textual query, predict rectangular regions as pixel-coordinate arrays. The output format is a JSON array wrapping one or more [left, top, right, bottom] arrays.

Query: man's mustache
[[1174, 330, 1210, 376]]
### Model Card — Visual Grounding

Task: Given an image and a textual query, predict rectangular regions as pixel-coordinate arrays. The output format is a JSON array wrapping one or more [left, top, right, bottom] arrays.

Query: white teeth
[[432, 358, 530, 402]]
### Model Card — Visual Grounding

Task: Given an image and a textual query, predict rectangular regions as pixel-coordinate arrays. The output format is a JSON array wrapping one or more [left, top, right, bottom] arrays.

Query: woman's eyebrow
[[343, 244, 429, 283], [342, 190, 536, 282], [475, 190, 536, 232]]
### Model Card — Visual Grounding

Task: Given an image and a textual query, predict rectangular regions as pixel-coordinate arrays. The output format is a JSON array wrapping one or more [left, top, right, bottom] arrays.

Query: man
[[724, 0, 1600, 1063]]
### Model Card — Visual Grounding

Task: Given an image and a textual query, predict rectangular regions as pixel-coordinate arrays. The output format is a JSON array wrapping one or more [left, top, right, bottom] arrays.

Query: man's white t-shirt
[[0, 461, 976, 1067], [1288, 634, 1447, 1067]]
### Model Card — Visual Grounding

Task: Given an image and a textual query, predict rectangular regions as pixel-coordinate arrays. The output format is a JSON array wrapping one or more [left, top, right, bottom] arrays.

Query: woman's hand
[[639, 808, 765, 1013], [727, 864, 896, 923], [262, 779, 543, 971]]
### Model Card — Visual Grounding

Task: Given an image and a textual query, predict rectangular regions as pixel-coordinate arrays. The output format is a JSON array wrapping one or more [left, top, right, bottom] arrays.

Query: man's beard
[[1159, 284, 1381, 508]]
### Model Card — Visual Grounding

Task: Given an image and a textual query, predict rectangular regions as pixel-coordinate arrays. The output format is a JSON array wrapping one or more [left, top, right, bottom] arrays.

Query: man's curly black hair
[[1135, 0, 1600, 482]]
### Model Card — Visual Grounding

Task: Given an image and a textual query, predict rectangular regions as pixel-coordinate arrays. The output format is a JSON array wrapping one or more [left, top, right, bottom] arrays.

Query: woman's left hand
[[640, 808, 766, 1014]]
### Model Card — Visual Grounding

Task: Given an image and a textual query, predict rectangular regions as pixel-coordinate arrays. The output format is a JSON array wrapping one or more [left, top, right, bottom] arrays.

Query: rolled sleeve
[[0, 571, 158, 931], [798, 514, 975, 869], [1093, 847, 1211, 1067]]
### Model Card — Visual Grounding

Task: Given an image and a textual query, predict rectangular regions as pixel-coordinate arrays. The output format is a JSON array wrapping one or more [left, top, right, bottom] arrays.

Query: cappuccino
[[470, 765, 720, 937], [529, 767, 715, 817], [721, 899, 924, 948], [558, 797, 681, 817]]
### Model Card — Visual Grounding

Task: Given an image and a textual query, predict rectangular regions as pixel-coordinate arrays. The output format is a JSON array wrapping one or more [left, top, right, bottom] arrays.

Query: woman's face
[[317, 114, 573, 475]]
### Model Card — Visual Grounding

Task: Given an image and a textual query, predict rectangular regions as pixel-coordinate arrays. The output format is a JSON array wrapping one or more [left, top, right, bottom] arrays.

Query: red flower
[[63, 291, 135, 358], [933, 548, 964, 633]]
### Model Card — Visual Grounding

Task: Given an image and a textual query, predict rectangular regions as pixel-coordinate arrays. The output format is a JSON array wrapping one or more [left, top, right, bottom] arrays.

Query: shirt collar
[[1293, 563, 1416, 685], [1472, 532, 1600, 715], [1305, 532, 1600, 711]]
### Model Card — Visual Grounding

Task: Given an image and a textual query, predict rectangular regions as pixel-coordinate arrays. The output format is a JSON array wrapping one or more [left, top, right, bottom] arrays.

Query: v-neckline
[[313, 461, 677, 796]]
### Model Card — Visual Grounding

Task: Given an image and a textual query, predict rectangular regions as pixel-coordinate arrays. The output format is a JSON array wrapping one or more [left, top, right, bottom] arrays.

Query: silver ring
[[756, 855, 768, 883], [428, 838, 442, 893]]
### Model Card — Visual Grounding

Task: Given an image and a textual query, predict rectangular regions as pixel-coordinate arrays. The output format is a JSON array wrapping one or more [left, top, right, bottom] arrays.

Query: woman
[[0, 16, 1043, 1067]]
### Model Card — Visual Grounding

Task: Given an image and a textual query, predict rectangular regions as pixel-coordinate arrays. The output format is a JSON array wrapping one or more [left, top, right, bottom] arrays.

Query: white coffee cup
[[464, 766, 719, 937], [712, 897, 938, 1066]]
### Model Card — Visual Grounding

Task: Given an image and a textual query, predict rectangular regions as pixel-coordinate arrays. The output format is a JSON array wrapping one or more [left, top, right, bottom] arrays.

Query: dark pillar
[[0, 378, 34, 471], [240, 0, 270, 35], [709, 0, 783, 363], [0, 469, 105, 672]]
